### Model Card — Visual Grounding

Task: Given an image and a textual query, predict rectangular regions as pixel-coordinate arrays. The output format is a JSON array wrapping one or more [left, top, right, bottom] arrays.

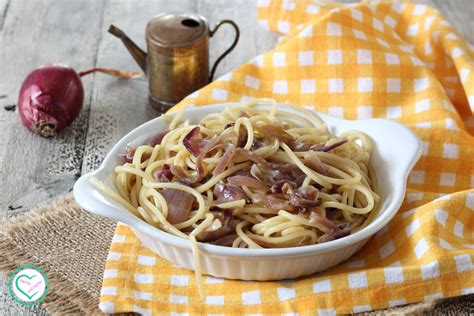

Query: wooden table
[[0, 0, 472, 314]]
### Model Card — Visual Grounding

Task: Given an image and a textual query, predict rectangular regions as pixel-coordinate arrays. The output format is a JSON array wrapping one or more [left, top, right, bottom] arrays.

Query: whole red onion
[[18, 64, 84, 137], [17, 64, 141, 137]]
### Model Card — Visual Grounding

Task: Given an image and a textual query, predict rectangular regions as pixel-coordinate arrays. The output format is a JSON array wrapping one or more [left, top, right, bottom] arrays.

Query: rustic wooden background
[[0, 0, 472, 314]]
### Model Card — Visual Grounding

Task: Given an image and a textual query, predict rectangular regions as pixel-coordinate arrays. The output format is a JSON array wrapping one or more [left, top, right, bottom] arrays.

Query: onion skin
[[18, 64, 84, 137]]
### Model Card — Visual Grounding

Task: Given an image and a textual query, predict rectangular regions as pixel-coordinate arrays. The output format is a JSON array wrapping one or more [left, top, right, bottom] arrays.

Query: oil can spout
[[108, 24, 147, 73]]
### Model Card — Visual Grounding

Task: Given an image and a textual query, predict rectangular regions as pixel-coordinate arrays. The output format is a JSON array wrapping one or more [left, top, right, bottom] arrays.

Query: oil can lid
[[146, 12, 208, 50]]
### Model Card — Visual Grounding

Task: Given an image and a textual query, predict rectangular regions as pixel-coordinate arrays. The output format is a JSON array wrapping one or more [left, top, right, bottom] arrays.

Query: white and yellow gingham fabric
[[99, 1, 474, 314]]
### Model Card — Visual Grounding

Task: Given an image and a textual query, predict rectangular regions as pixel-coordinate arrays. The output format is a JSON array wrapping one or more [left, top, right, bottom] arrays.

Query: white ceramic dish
[[74, 103, 421, 280]]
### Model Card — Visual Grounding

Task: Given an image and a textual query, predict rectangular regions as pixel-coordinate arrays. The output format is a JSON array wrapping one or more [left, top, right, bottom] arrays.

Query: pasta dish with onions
[[93, 99, 379, 251]]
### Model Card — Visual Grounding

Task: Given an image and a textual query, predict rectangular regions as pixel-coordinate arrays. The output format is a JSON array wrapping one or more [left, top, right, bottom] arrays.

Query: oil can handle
[[209, 20, 240, 82]]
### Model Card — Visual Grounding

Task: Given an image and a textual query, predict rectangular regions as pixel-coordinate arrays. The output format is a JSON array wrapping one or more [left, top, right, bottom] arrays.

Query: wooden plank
[[0, 0, 10, 31], [0, 0, 106, 217], [81, 0, 278, 174], [198, 0, 278, 79]]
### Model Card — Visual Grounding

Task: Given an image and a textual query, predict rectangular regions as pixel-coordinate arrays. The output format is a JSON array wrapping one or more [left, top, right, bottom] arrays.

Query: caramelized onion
[[261, 194, 298, 212], [200, 136, 221, 156], [292, 143, 312, 151], [271, 162, 303, 176], [251, 162, 303, 187], [197, 211, 239, 242], [213, 183, 248, 203], [154, 164, 172, 182], [118, 143, 136, 163], [227, 175, 266, 190], [250, 137, 266, 150], [317, 223, 351, 243], [212, 145, 237, 176], [294, 138, 348, 152], [160, 189, 195, 224], [236, 148, 271, 168], [170, 164, 189, 178], [282, 183, 322, 208], [236, 125, 248, 148], [255, 123, 294, 146], [251, 164, 278, 186], [318, 139, 348, 152], [170, 164, 204, 185], [309, 212, 337, 233], [205, 131, 236, 160], [333, 223, 351, 238], [240, 110, 251, 118], [270, 180, 296, 193], [178, 131, 238, 183], [183, 127, 202, 156], [209, 234, 238, 246], [149, 129, 169, 146], [304, 154, 329, 175]]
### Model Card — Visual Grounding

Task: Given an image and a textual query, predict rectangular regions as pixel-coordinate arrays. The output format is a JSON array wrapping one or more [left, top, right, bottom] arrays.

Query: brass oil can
[[109, 13, 239, 112]]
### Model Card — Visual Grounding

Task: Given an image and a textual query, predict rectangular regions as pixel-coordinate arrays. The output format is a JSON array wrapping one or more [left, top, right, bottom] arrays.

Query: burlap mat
[[0, 195, 115, 315], [0, 195, 472, 315]]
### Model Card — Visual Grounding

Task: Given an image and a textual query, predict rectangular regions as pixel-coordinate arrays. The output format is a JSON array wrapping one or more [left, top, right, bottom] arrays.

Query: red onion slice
[[255, 123, 294, 146], [236, 125, 248, 148], [292, 143, 312, 151], [227, 175, 267, 190], [197, 218, 239, 242], [250, 137, 266, 150], [118, 143, 136, 163], [183, 127, 202, 156], [154, 164, 173, 182], [309, 212, 337, 233], [317, 139, 348, 152], [213, 183, 248, 204], [261, 194, 298, 213], [304, 155, 329, 175], [235, 148, 271, 168], [160, 189, 195, 224], [270, 180, 297, 193], [149, 129, 169, 146], [170, 164, 205, 186], [317, 223, 351, 243], [209, 234, 238, 246], [282, 183, 322, 208], [240, 110, 251, 118], [251, 162, 304, 187], [213, 145, 237, 176]]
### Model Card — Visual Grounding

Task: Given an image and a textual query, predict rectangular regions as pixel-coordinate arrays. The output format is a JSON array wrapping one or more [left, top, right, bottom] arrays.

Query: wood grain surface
[[0, 0, 472, 314]]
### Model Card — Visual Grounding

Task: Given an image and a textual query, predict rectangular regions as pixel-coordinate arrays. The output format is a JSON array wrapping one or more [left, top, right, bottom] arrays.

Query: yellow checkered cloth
[[99, 1, 474, 314]]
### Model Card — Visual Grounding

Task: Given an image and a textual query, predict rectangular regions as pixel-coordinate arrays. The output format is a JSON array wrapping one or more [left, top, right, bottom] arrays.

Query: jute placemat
[[0, 195, 115, 315], [0, 195, 471, 315]]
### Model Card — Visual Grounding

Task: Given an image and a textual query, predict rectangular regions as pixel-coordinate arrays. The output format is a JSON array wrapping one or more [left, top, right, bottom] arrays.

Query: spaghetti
[[92, 99, 380, 295]]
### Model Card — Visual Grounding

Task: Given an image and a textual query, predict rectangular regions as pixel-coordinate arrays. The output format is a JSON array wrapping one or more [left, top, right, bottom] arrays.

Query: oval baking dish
[[74, 103, 421, 280]]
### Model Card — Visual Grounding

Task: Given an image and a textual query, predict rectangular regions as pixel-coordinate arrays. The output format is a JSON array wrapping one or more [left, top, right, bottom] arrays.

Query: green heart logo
[[8, 264, 48, 307], [15, 274, 38, 300]]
